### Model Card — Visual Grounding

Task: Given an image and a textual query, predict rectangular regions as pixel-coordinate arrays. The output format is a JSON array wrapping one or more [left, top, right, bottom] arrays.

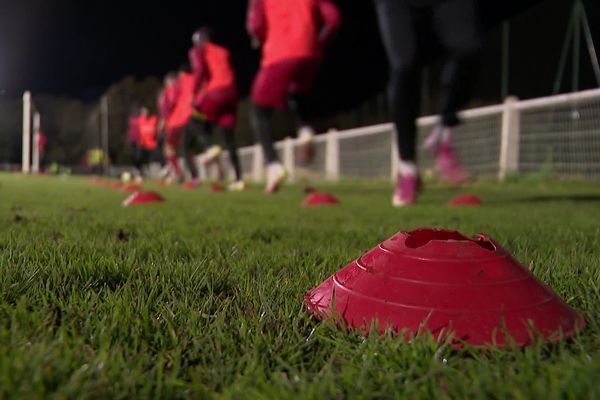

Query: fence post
[[22, 91, 32, 174], [282, 137, 295, 181], [32, 112, 41, 173], [499, 96, 520, 181], [252, 144, 264, 182], [325, 129, 340, 181], [100, 96, 110, 175], [390, 128, 399, 182]]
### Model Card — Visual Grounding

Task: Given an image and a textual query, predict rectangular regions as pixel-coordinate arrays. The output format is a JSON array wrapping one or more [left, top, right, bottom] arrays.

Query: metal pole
[[100, 96, 109, 175], [32, 112, 41, 173], [580, 4, 600, 86], [501, 21, 510, 99], [22, 91, 32, 174], [571, 0, 581, 92], [553, 8, 575, 94]]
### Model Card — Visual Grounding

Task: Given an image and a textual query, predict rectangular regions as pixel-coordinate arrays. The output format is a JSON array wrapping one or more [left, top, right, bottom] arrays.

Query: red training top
[[166, 73, 196, 130], [37, 131, 47, 153], [137, 115, 158, 150], [246, 0, 341, 67], [189, 41, 236, 94], [158, 81, 178, 119]]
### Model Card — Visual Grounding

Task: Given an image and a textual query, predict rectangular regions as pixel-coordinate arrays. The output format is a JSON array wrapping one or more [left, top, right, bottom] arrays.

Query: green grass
[[0, 173, 599, 399]]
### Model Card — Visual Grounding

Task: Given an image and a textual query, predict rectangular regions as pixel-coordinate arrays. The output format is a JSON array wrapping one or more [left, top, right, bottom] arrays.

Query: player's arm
[[189, 47, 208, 96], [317, 0, 342, 47], [246, 0, 266, 48]]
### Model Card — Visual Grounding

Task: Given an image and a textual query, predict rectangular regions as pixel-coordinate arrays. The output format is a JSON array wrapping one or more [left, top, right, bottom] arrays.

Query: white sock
[[398, 159, 418, 176]]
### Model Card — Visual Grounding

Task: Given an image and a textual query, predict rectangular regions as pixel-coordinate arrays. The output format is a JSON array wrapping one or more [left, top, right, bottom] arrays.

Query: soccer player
[[246, 0, 341, 193], [374, 0, 481, 206], [163, 67, 196, 183], [127, 106, 141, 169], [157, 72, 178, 179], [134, 107, 159, 180], [36, 130, 47, 172], [184, 27, 244, 191]]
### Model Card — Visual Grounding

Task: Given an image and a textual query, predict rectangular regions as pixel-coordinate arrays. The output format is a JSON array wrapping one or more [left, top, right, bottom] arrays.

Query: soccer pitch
[[1, 174, 599, 398]]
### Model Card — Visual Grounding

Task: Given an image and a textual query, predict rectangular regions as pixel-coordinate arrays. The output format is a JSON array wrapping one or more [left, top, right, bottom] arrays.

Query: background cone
[[210, 183, 226, 193], [303, 192, 339, 207], [305, 228, 584, 347], [449, 194, 483, 206], [122, 191, 164, 206]]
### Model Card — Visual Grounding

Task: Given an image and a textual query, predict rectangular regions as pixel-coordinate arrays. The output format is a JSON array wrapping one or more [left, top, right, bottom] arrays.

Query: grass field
[[0, 173, 599, 399]]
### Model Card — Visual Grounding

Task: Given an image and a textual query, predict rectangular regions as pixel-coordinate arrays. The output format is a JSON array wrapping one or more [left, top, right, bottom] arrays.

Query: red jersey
[[189, 42, 236, 94], [247, 0, 341, 66], [37, 131, 47, 154], [167, 73, 196, 129], [138, 115, 158, 150], [158, 81, 178, 119]]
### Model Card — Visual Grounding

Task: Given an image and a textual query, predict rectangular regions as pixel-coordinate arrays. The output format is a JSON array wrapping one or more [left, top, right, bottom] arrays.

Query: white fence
[[20, 88, 600, 180], [230, 88, 600, 182]]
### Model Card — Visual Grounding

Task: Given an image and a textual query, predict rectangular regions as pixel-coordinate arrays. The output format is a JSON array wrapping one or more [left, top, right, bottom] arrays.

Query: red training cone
[[122, 191, 164, 206], [111, 181, 123, 190], [449, 194, 482, 206], [303, 192, 339, 207], [305, 228, 584, 347], [210, 183, 226, 193]]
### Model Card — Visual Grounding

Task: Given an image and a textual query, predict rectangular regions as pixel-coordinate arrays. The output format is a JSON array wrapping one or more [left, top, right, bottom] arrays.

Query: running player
[[163, 67, 195, 183], [184, 27, 244, 191], [246, 0, 341, 193], [127, 106, 141, 172], [374, 0, 481, 206], [134, 107, 159, 180], [157, 72, 178, 180], [36, 130, 47, 172]]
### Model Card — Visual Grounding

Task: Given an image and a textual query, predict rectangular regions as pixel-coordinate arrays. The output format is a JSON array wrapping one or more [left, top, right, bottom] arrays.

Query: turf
[[0, 173, 599, 399]]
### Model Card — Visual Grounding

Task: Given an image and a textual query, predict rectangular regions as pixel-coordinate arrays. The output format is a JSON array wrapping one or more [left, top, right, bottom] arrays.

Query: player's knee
[[389, 56, 418, 81]]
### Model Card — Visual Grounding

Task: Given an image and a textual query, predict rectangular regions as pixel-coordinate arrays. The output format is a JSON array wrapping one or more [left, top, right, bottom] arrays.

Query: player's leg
[[288, 58, 321, 164], [214, 94, 244, 190], [132, 143, 145, 178], [424, 0, 481, 184], [164, 129, 185, 183], [375, 0, 421, 206], [250, 62, 294, 193], [182, 119, 202, 182]]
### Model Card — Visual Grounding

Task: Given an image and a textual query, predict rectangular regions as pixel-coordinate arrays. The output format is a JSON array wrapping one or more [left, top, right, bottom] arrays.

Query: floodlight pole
[[571, 0, 581, 92], [501, 21, 510, 99], [32, 112, 41, 173], [100, 95, 109, 175], [22, 91, 32, 174], [553, 0, 600, 94]]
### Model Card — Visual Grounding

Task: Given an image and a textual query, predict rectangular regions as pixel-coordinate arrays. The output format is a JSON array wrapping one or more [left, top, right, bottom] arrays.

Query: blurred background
[[0, 0, 598, 172]]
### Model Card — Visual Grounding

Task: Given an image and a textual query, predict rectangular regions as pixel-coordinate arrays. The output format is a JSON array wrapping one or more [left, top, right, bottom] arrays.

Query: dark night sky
[[1, 0, 598, 111]]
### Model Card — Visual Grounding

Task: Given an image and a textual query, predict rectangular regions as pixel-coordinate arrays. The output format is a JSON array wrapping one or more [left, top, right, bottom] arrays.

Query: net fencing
[[231, 88, 600, 182], [18, 88, 600, 180]]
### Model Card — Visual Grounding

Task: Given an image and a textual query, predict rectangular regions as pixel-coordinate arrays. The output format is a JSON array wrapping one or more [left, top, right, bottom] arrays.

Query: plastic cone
[[303, 192, 339, 207], [305, 228, 584, 347], [449, 194, 482, 206], [210, 183, 226, 193], [182, 180, 199, 190], [122, 191, 164, 206]]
